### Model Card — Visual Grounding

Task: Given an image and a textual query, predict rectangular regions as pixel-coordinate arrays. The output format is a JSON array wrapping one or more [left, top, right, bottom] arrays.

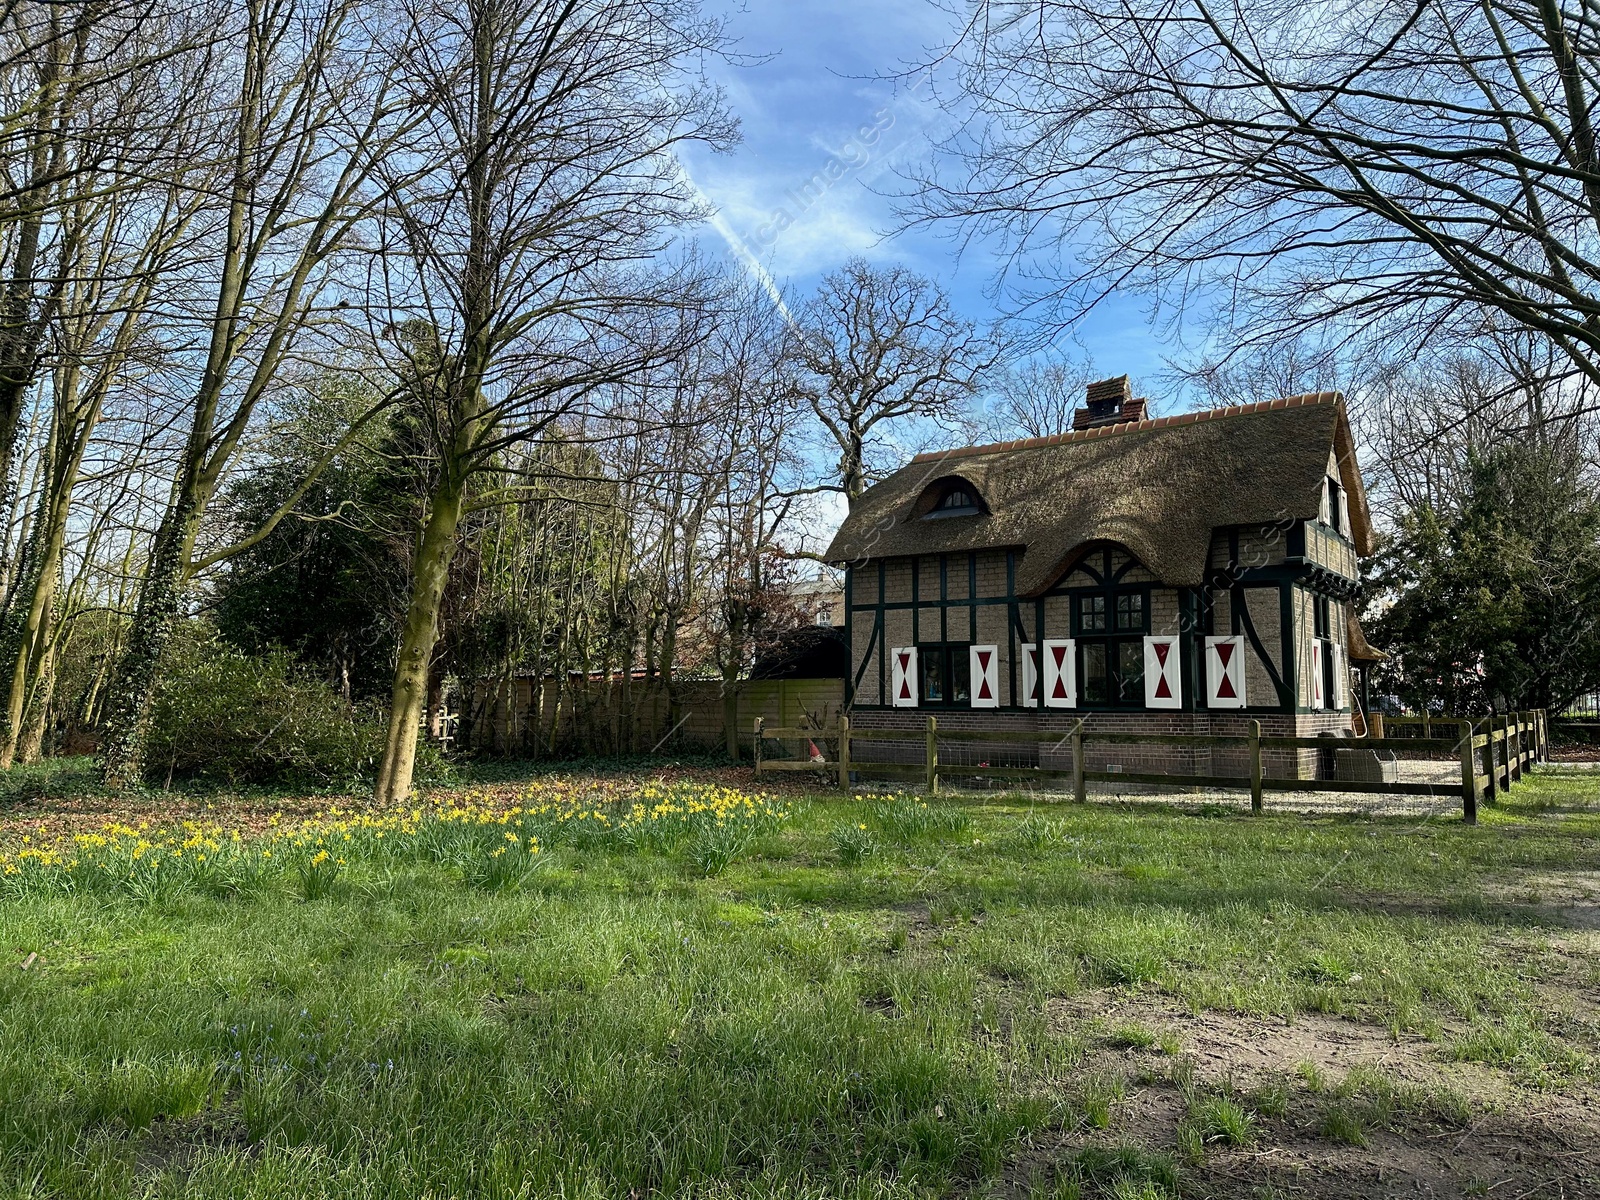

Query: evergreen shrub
[[145, 640, 388, 788]]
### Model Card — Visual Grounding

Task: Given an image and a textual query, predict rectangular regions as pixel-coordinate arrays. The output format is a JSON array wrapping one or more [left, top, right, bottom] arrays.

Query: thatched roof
[[825, 393, 1374, 595], [1346, 615, 1386, 662]]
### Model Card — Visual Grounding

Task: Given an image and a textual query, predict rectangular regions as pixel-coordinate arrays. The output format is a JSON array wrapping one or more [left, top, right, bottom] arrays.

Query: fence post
[[1540, 708, 1549, 763], [1071, 719, 1086, 804], [1249, 719, 1263, 814], [1510, 712, 1519, 783], [1459, 726, 1478, 825], [1513, 713, 1524, 782], [837, 714, 851, 790], [1484, 719, 1499, 803], [1500, 713, 1512, 788], [753, 717, 764, 779], [1423, 711, 1431, 740], [924, 716, 938, 796]]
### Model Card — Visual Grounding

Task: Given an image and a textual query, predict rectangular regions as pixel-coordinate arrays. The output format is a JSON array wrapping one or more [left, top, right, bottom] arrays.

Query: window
[[922, 483, 983, 519], [1081, 643, 1108, 703], [1116, 641, 1145, 704], [815, 604, 833, 627], [1323, 477, 1349, 537], [919, 644, 971, 704], [1073, 585, 1149, 707], [1313, 594, 1335, 704]]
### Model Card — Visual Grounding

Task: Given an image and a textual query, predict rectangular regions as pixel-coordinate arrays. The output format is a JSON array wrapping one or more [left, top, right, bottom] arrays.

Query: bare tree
[[95, 0, 409, 788], [790, 257, 998, 504], [366, 0, 735, 803], [1361, 334, 1600, 517], [983, 354, 1094, 439], [0, 166, 201, 768], [0, 0, 196, 596], [700, 278, 803, 755], [908, 0, 1600, 397]]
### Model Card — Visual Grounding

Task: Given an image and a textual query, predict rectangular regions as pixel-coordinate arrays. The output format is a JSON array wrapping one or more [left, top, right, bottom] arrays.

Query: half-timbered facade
[[823, 380, 1380, 777]]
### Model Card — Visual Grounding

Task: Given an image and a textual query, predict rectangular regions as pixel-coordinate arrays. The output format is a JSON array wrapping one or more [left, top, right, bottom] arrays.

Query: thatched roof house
[[825, 378, 1378, 735]]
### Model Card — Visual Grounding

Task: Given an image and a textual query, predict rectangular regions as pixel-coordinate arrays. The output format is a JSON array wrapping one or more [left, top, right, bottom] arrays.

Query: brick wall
[[849, 707, 1354, 781]]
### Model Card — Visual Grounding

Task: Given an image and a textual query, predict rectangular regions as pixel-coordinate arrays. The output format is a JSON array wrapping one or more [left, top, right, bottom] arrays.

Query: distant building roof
[[824, 392, 1374, 595]]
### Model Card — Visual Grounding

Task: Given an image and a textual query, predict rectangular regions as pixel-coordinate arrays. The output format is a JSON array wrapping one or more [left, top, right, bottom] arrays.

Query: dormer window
[[919, 478, 986, 519]]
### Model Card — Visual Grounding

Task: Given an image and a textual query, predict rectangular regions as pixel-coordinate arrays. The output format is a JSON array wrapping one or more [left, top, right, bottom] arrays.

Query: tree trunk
[[374, 475, 467, 804], [17, 634, 57, 763], [97, 491, 201, 789], [722, 597, 747, 760], [0, 355, 103, 768], [0, 526, 61, 769]]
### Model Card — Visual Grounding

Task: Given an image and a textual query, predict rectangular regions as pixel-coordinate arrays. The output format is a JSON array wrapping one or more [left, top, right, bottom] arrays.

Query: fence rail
[[752, 710, 1549, 824]]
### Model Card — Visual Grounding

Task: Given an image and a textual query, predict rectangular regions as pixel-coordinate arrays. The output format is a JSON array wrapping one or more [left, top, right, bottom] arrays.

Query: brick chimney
[[1073, 375, 1149, 431]]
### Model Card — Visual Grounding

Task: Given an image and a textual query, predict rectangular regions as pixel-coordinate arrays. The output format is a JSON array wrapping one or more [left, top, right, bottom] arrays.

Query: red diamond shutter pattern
[[1204, 636, 1246, 708], [1145, 636, 1181, 709], [969, 645, 999, 707]]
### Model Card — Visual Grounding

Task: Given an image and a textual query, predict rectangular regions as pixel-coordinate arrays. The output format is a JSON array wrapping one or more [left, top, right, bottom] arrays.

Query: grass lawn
[[2, 764, 1598, 1199]]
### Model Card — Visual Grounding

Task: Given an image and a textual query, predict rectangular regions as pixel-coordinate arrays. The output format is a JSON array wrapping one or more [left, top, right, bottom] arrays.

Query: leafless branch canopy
[[906, 0, 1600, 384]]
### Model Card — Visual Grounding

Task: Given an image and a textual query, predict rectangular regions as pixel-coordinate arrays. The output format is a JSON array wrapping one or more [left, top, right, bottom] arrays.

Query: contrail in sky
[[669, 153, 793, 322]]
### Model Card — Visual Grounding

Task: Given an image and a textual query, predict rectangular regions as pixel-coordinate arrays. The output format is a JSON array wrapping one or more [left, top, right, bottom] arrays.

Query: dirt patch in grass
[[1058, 992, 1488, 1094], [1484, 871, 1600, 932], [1024, 990, 1600, 1198], [132, 1108, 254, 1179]]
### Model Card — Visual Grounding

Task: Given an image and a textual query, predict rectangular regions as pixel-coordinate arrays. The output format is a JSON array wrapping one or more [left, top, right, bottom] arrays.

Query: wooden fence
[[753, 710, 1549, 824], [468, 676, 844, 757]]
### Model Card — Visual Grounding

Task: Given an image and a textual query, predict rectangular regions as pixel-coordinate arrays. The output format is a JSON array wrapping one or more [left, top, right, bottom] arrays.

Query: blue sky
[[679, 0, 1196, 409]]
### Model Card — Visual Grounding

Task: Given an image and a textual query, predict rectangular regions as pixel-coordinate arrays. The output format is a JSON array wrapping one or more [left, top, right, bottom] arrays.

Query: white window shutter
[[1336, 488, 1351, 538], [1205, 635, 1247, 708], [1332, 641, 1348, 709], [1042, 638, 1076, 708], [890, 647, 918, 708], [970, 645, 999, 708], [1320, 479, 1332, 524], [1310, 639, 1325, 710], [1144, 635, 1181, 709], [1020, 643, 1038, 708]]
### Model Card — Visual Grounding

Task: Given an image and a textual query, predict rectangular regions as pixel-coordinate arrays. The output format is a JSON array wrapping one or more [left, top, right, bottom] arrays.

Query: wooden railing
[[752, 710, 1549, 825]]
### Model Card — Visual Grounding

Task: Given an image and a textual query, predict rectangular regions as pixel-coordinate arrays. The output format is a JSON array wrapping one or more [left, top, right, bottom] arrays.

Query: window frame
[[1069, 583, 1151, 709], [1322, 476, 1351, 540], [919, 480, 985, 520], [915, 641, 973, 706]]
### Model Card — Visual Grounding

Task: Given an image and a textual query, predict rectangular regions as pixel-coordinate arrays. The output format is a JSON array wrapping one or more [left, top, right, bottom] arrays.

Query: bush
[[144, 640, 385, 789]]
